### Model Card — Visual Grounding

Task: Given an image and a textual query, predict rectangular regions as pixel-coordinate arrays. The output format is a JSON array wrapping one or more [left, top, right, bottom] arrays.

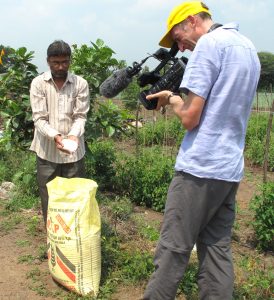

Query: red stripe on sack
[[57, 256, 76, 283], [56, 214, 71, 234]]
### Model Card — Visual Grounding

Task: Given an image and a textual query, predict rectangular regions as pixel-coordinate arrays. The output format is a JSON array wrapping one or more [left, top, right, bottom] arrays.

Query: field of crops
[[253, 92, 273, 110]]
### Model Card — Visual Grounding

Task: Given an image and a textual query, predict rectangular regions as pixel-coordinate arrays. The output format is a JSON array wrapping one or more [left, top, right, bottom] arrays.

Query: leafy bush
[[108, 196, 133, 221], [100, 218, 121, 281], [114, 147, 175, 212], [85, 139, 117, 190], [178, 262, 198, 298], [71, 40, 132, 141], [245, 138, 265, 166], [246, 113, 268, 146], [5, 152, 39, 211], [245, 113, 274, 169], [250, 182, 274, 251], [0, 47, 38, 150], [119, 250, 154, 283]]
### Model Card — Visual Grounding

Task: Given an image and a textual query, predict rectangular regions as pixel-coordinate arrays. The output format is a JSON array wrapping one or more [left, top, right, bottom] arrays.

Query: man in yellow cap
[[143, 2, 260, 299]]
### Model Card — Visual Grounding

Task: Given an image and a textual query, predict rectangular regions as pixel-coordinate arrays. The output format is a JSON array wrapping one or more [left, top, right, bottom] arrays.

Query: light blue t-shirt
[[175, 23, 261, 182]]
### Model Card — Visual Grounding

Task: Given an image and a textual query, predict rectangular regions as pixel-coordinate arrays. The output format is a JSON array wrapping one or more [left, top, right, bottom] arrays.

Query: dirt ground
[[0, 166, 272, 300]]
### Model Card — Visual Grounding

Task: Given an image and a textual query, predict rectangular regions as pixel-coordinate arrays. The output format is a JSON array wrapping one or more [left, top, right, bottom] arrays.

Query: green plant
[[109, 196, 133, 222], [250, 182, 274, 251], [136, 116, 185, 147], [234, 255, 273, 299], [0, 213, 22, 234], [178, 262, 198, 298], [88, 99, 131, 141], [85, 139, 117, 190], [246, 114, 268, 145], [114, 147, 174, 212], [100, 218, 121, 282], [26, 267, 41, 281], [121, 76, 142, 111], [133, 216, 160, 241], [140, 224, 160, 241], [71, 40, 132, 141], [16, 240, 31, 247], [26, 216, 40, 236], [0, 47, 38, 150], [119, 250, 154, 283], [18, 254, 36, 264], [3, 150, 40, 211]]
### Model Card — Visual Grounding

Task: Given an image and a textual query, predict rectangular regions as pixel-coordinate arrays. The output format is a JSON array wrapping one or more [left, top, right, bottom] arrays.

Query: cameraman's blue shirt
[[175, 22, 260, 182]]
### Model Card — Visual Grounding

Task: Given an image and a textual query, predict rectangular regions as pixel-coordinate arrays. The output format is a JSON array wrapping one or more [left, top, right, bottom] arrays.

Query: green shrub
[[109, 196, 133, 221], [245, 138, 265, 166], [246, 113, 269, 146], [178, 262, 198, 298], [85, 139, 117, 190], [0, 146, 25, 182], [119, 250, 154, 283], [0, 148, 39, 211], [137, 117, 185, 147], [250, 182, 274, 251], [245, 113, 274, 170], [114, 147, 175, 212], [100, 218, 121, 282]]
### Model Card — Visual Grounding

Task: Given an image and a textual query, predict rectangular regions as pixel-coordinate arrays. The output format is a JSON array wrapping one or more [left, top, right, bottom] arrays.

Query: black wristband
[[167, 92, 179, 103]]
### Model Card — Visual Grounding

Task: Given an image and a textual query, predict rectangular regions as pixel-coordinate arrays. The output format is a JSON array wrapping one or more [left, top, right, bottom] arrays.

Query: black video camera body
[[132, 43, 188, 110], [138, 57, 187, 110]]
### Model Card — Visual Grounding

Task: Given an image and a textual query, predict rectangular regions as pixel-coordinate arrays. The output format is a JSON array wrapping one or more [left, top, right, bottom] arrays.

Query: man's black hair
[[47, 40, 71, 58]]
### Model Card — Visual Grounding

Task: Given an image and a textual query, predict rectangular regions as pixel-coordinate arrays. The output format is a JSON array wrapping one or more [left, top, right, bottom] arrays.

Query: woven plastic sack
[[46, 177, 101, 296]]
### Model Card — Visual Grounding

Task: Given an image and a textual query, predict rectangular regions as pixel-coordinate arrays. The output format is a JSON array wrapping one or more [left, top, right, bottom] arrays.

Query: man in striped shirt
[[30, 40, 90, 224]]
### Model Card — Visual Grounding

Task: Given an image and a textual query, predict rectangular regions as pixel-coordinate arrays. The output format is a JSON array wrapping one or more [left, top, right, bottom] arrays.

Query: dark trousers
[[36, 156, 85, 224], [143, 171, 239, 300]]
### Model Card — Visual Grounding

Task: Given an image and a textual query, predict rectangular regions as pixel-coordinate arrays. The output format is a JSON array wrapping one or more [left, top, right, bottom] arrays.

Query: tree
[[70, 39, 132, 141], [258, 52, 274, 91], [0, 47, 38, 149]]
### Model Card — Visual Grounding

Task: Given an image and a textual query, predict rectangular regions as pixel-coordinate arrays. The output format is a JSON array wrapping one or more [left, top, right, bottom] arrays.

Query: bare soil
[[0, 166, 273, 300]]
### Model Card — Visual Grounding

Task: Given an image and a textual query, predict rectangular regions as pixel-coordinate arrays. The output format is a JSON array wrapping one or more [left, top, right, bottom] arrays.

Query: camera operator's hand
[[146, 90, 182, 111]]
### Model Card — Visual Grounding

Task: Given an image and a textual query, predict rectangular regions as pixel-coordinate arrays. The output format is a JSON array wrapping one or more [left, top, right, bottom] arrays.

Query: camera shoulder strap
[[208, 23, 223, 33]]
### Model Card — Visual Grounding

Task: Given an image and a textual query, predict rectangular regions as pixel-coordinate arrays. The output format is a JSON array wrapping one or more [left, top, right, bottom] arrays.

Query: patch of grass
[[140, 224, 160, 241], [18, 254, 36, 264], [29, 283, 51, 297], [118, 250, 154, 283], [26, 267, 41, 281], [109, 196, 133, 221], [16, 239, 31, 247], [36, 244, 48, 261], [234, 254, 273, 299], [26, 215, 40, 236], [0, 213, 23, 234], [178, 260, 199, 299], [133, 215, 160, 242]]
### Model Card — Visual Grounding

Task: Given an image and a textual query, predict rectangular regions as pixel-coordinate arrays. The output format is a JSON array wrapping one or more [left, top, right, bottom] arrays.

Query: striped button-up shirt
[[30, 71, 90, 163]]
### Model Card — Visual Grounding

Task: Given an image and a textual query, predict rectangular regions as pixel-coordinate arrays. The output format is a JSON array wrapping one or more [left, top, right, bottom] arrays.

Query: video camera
[[99, 43, 188, 110], [136, 43, 187, 109]]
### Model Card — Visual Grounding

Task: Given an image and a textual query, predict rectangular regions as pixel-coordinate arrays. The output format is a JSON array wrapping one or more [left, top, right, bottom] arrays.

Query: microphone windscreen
[[99, 68, 132, 98]]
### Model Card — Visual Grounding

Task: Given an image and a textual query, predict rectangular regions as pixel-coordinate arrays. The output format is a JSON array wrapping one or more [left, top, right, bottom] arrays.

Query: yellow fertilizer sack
[[46, 177, 101, 296]]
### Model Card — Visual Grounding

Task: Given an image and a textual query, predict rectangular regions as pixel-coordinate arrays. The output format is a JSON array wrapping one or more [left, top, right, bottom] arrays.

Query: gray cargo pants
[[143, 171, 239, 300], [36, 156, 85, 224]]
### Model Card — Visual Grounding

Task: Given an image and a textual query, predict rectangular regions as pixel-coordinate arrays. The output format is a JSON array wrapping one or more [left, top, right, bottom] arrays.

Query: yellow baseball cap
[[159, 1, 211, 48]]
